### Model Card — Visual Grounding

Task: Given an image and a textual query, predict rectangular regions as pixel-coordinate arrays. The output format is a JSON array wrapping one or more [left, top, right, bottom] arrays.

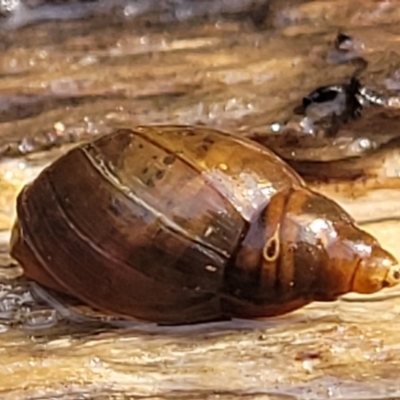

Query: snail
[[9, 125, 400, 325]]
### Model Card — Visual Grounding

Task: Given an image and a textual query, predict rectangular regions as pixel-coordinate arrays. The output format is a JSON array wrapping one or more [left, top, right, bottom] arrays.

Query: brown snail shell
[[9, 125, 400, 325]]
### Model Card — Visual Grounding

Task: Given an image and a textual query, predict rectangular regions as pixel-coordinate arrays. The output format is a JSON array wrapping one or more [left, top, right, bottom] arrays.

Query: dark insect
[[9, 126, 400, 325], [293, 31, 392, 138], [294, 77, 365, 125]]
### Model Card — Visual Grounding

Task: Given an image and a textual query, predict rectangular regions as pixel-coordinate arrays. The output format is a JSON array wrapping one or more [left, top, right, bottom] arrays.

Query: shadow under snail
[[9, 125, 400, 325]]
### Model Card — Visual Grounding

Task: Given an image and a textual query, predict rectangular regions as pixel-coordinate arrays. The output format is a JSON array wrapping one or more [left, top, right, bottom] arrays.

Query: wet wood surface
[[2, 1, 400, 399]]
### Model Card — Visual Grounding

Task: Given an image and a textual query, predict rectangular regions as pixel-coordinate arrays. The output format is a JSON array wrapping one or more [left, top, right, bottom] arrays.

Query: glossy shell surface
[[10, 125, 400, 324]]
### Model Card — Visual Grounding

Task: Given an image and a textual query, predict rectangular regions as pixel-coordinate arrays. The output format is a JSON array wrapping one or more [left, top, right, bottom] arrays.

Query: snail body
[[9, 126, 400, 325]]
